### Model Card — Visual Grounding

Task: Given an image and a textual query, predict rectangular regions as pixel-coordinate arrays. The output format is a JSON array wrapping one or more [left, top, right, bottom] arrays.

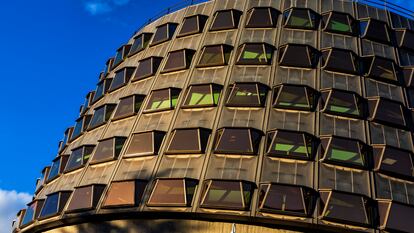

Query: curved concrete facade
[[14, 0, 414, 232]]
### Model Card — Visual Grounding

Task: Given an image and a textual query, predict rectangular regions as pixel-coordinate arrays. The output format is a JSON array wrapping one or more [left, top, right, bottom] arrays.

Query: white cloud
[[0, 189, 32, 233], [83, 0, 131, 15]]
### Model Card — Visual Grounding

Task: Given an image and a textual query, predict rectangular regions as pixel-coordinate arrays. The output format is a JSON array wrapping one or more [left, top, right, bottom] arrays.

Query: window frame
[[102, 179, 148, 208], [225, 82, 269, 108], [321, 11, 356, 36], [146, 178, 198, 207], [64, 145, 95, 173], [321, 47, 360, 75], [282, 7, 319, 30], [235, 43, 275, 66], [272, 84, 319, 112], [133, 56, 163, 82], [128, 33, 153, 57], [177, 14, 208, 38], [196, 44, 233, 68], [362, 56, 399, 84], [213, 127, 263, 155], [245, 7, 280, 28], [35, 166, 50, 194], [69, 114, 92, 142], [209, 9, 242, 32], [89, 136, 127, 164], [161, 49, 195, 73], [111, 44, 131, 70], [377, 200, 414, 232], [124, 130, 166, 157], [112, 94, 146, 121], [46, 154, 69, 183], [278, 43, 319, 69], [103, 58, 114, 78], [320, 88, 365, 119], [367, 97, 408, 129], [150, 22, 179, 46], [373, 145, 414, 180], [65, 184, 106, 213], [59, 127, 73, 153], [359, 17, 392, 45], [143, 87, 181, 113], [165, 127, 211, 154], [38, 191, 72, 220], [108, 67, 135, 93], [91, 78, 113, 104], [87, 104, 117, 130], [181, 83, 222, 109], [19, 199, 45, 227], [79, 91, 95, 115]]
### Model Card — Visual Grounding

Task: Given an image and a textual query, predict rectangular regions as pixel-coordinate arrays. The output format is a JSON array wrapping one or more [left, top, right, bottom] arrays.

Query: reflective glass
[[236, 44, 273, 65], [183, 84, 221, 108], [226, 83, 267, 107]]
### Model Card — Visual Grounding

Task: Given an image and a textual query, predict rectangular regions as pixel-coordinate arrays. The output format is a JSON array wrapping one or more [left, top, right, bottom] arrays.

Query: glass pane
[[323, 49, 357, 74], [259, 184, 307, 214], [65, 148, 84, 171], [376, 146, 414, 178], [67, 186, 93, 211], [130, 33, 151, 55], [322, 137, 365, 167], [267, 130, 312, 159], [183, 85, 220, 107], [113, 48, 124, 67], [362, 19, 390, 44], [274, 85, 314, 111], [322, 90, 361, 117], [92, 82, 104, 102], [211, 10, 239, 31], [372, 99, 405, 127], [71, 118, 84, 140], [135, 58, 153, 80], [202, 181, 244, 209], [163, 50, 185, 72], [179, 15, 201, 36], [284, 8, 316, 29], [91, 138, 114, 163], [198, 45, 226, 67], [246, 8, 277, 28], [104, 181, 136, 207], [215, 128, 260, 154], [322, 192, 369, 225], [145, 89, 171, 111], [167, 129, 201, 153], [21, 203, 36, 226], [47, 159, 61, 181], [125, 132, 156, 156], [237, 44, 272, 65], [279, 45, 315, 68], [39, 194, 59, 218], [367, 57, 396, 82], [152, 24, 176, 45], [148, 179, 186, 206], [323, 12, 353, 34], [226, 83, 266, 107], [384, 202, 414, 232], [89, 106, 106, 128], [113, 96, 134, 119]]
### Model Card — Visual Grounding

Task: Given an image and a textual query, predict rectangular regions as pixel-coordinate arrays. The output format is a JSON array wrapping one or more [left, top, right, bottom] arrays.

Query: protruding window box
[[321, 11, 357, 36], [64, 145, 95, 173], [143, 88, 181, 113], [273, 84, 318, 112], [278, 44, 319, 69], [245, 7, 280, 28], [91, 78, 113, 104], [320, 136, 370, 169], [368, 97, 408, 129], [35, 166, 50, 193], [128, 33, 153, 57], [359, 18, 391, 45], [395, 28, 414, 52], [378, 200, 414, 232], [319, 190, 374, 227], [177, 14, 208, 38], [124, 131, 166, 157], [112, 94, 145, 121], [403, 67, 414, 88], [258, 183, 317, 217], [282, 7, 319, 30], [58, 127, 73, 153], [38, 191, 72, 220], [65, 184, 106, 213], [20, 199, 45, 227], [362, 56, 399, 84], [373, 145, 414, 180], [265, 129, 317, 160], [210, 9, 242, 31], [196, 44, 233, 68], [70, 114, 92, 141], [111, 44, 131, 70], [200, 179, 255, 211], [147, 178, 198, 207], [235, 43, 274, 65], [103, 58, 114, 78], [213, 127, 263, 155], [225, 82, 268, 108], [150, 23, 178, 46], [161, 49, 195, 73], [133, 56, 163, 81], [79, 91, 95, 116], [321, 48, 360, 75], [89, 137, 127, 164], [102, 180, 148, 208], [46, 154, 69, 183], [320, 88, 365, 119], [165, 128, 211, 154], [108, 67, 135, 93], [88, 104, 116, 130], [181, 83, 222, 109]]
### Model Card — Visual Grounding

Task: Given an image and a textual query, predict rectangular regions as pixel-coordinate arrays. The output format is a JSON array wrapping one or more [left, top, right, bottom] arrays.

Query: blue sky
[[0, 0, 414, 232]]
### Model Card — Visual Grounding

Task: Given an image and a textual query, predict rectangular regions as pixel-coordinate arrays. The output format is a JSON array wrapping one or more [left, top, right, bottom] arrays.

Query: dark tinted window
[[373, 146, 414, 179], [210, 9, 242, 31], [214, 128, 262, 155], [396, 29, 414, 51], [144, 88, 181, 113], [47, 155, 69, 182], [108, 67, 135, 92], [322, 48, 359, 75], [133, 57, 163, 81], [147, 179, 197, 207], [322, 11, 355, 35], [273, 84, 318, 111], [266, 130, 316, 160], [65, 146, 95, 172], [246, 7, 279, 28], [70, 115, 91, 141], [92, 78, 112, 103], [103, 58, 113, 77], [102, 180, 147, 208], [283, 8, 318, 30], [124, 131, 165, 157], [80, 91, 95, 115], [129, 33, 152, 56], [197, 45, 232, 67], [178, 15, 208, 37], [236, 43, 274, 65], [363, 56, 398, 83], [66, 185, 105, 212], [162, 49, 195, 73], [112, 45, 131, 69], [166, 128, 210, 154], [320, 136, 368, 168], [113, 95, 145, 120], [278, 44, 319, 68], [182, 84, 221, 108], [378, 201, 414, 232], [151, 23, 178, 46], [90, 137, 126, 164], [225, 83, 268, 107], [39, 192, 71, 219], [59, 127, 73, 152], [360, 18, 391, 44], [321, 89, 364, 118], [368, 98, 406, 128], [21, 200, 44, 227], [88, 104, 116, 130]]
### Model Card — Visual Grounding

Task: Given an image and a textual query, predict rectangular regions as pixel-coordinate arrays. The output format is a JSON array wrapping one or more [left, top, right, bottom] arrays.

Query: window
[[35, 167, 50, 193], [147, 178, 198, 207], [144, 88, 181, 113], [112, 44, 131, 69], [273, 84, 318, 111], [64, 145, 95, 172], [124, 131, 165, 157], [38, 191, 71, 219], [161, 49, 195, 73], [91, 78, 112, 103], [282, 8, 319, 30], [108, 67, 135, 92], [258, 183, 316, 217], [46, 155, 69, 182], [165, 128, 211, 154], [395, 29, 414, 51], [373, 145, 414, 179], [103, 58, 113, 78], [319, 190, 373, 227], [403, 67, 414, 87], [20, 200, 44, 227], [79, 91, 95, 115], [112, 94, 145, 120], [378, 201, 414, 232], [225, 82, 268, 107], [214, 127, 262, 155], [245, 7, 279, 28], [320, 89, 365, 119], [362, 56, 398, 84], [197, 44, 233, 67], [102, 180, 147, 208], [133, 56, 163, 81], [265, 129, 317, 160], [59, 127, 73, 153], [150, 23, 178, 46], [368, 97, 407, 129], [66, 184, 106, 212], [321, 48, 359, 75], [88, 104, 116, 130], [236, 43, 274, 65], [200, 180, 255, 210], [182, 84, 222, 108], [320, 136, 369, 168], [128, 33, 152, 56], [177, 14, 208, 37], [278, 44, 319, 68], [70, 115, 92, 141], [210, 9, 242, 31], [360, 18, 391, 45], [321, 11, 356, 35], [90, 137, 127, 164]]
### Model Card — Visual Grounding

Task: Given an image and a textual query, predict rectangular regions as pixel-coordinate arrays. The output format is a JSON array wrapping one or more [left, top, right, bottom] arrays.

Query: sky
[[0, 0, 414, 232]]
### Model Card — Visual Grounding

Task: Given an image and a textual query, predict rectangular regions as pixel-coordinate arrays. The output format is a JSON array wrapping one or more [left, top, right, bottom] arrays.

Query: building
[[13, 0, 414, 232]]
